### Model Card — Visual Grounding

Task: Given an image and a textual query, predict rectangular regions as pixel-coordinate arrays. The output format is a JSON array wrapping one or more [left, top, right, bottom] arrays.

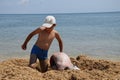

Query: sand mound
[[0, 55, 120, 80]]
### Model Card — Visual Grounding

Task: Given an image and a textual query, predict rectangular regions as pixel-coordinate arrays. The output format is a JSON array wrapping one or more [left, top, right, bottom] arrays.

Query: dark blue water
[[0, 12, 120, 61]]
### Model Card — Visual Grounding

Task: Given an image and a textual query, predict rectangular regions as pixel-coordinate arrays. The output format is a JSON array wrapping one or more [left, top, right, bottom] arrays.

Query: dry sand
[[0, 55, 120, 80]]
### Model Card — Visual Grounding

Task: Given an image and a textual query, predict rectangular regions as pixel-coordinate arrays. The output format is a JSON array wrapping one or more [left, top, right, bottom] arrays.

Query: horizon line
[[0, 11, 120, 15]]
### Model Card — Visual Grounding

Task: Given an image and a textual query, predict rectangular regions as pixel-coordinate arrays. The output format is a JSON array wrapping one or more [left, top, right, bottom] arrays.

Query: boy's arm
[[55, 31, 63, 52], [21, 28, 41, 50]]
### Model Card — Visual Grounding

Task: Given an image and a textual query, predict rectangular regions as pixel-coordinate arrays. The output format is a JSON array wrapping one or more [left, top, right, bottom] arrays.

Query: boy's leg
[[39, 59, 48, 72], [29, 54, 37, 69]]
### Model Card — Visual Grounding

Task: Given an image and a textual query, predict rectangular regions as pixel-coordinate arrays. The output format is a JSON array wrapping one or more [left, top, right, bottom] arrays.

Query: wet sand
[[0, 55, 120, 80]]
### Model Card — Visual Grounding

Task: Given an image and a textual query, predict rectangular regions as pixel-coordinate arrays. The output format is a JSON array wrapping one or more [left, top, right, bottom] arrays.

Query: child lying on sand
[[50, 52, 80, 70]]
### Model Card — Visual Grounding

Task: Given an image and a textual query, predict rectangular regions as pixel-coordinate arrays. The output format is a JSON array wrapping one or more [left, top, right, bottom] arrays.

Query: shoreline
[[1, 53, 120, 62]]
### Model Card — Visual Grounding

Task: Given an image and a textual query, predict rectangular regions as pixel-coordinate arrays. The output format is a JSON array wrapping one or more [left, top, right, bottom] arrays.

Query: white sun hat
[[42, 15, 56, 28]]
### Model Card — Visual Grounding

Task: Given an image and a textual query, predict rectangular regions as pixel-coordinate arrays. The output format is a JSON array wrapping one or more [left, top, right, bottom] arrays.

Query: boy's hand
[[21, 44, 27, 50]]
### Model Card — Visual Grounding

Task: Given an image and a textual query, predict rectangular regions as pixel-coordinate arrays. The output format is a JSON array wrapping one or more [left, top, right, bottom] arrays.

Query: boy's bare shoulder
[[53, 30, 58, 33], [53, 30, 59, 35]]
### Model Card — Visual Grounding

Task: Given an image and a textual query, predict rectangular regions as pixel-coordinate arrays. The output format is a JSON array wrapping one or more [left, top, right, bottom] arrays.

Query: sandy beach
[[0, 55, 120, 80]]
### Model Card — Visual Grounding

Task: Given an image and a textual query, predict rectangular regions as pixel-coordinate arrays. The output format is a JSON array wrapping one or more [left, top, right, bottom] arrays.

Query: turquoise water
[[0, 12, 120, 61]]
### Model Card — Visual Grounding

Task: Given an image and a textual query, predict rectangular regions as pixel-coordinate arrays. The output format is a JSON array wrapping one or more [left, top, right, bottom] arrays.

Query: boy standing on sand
[[21, 15, 63, 72]]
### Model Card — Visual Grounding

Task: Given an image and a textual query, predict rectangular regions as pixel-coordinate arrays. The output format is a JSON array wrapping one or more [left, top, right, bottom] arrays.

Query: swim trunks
[[31, 45, 48, 60]]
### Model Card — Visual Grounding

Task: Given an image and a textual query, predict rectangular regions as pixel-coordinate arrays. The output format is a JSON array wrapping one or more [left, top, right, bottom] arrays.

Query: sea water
[[0, 12, 120, 61]]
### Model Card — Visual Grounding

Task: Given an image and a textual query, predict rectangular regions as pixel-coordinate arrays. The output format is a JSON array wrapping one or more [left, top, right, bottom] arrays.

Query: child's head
[[42, 15, 56, 28]]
